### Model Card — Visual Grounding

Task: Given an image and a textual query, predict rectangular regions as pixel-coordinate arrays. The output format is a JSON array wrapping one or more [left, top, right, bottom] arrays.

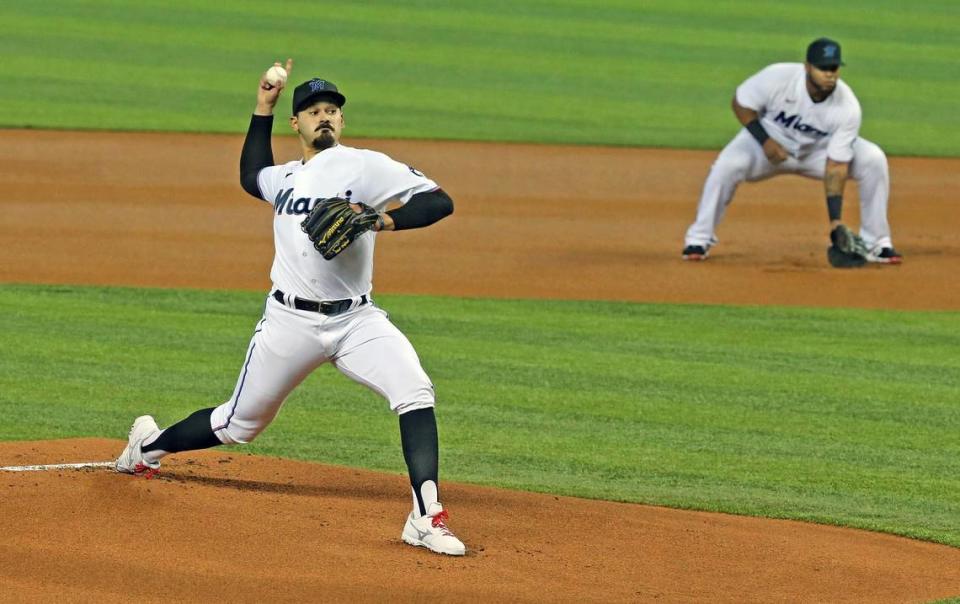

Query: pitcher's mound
[[2, 438, 958, 603]]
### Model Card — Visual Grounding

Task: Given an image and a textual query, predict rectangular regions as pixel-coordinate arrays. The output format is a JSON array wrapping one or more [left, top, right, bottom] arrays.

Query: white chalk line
[[0, 461, 114, 472]]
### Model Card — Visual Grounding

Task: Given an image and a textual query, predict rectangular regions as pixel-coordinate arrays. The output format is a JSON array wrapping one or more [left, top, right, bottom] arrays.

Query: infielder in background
[[682, 38, 902, 266], [116, 59, 467, 556]]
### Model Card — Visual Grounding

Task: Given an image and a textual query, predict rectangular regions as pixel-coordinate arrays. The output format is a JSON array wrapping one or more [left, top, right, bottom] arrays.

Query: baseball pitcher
[[682, 38, 902, 267], [116, 59, 466, 556]]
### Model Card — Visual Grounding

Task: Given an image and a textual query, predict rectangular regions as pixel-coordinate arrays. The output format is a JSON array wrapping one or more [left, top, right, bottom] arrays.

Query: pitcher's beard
[[311, 131, 336, 151]]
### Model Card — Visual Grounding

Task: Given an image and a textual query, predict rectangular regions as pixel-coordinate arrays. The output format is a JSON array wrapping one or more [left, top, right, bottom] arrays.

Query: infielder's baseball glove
[[826, 224, 868, 268], [301, 197, 380, 260]]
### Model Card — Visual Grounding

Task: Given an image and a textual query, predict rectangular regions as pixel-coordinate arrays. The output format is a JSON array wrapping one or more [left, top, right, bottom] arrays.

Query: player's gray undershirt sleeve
[[387, 189, 454, 230], [240, 114, 275, 199]]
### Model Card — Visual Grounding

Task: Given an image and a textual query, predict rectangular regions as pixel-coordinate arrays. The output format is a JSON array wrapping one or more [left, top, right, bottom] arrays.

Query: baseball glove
[[300, 197, 380, 260], [826, 224, 868, 268]]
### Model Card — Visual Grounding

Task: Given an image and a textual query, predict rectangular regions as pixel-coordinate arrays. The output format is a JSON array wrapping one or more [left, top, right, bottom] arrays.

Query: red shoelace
[[431, 510, 450, 528]]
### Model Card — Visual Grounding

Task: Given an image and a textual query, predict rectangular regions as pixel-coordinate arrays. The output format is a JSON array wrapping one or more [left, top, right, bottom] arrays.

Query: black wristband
[[745, 119, 769, 145], [826, 194, 843, 222]]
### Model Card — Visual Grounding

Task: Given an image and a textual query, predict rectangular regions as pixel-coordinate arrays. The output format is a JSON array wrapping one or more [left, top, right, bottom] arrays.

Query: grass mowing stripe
[[0, 283, 958, 547], [1, 1, 957, 154]]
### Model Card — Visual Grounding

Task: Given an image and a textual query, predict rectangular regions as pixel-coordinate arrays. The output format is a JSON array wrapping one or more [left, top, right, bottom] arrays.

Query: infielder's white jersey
[[736, 63, 861, 162], [685, 64, 893, 251], [255, 145, 438, 300]]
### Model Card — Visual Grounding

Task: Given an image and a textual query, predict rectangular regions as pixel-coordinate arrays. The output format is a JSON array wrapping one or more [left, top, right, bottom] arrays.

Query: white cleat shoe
[[401, 502, 466, 556], [115, 415, 161, 476]]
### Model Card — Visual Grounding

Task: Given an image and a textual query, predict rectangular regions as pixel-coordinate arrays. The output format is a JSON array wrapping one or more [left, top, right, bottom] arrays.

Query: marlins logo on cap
[[806, 37, 845, 68], [292, 78, 347, 114]]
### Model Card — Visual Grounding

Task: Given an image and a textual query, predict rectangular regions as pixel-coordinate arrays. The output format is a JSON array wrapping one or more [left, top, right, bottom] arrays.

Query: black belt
[[272, 290, 368, 315]]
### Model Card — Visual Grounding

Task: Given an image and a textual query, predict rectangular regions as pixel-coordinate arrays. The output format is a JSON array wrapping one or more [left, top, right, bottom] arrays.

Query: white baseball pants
[[684, 129, 893, 250], [210, 295, 435, 445]]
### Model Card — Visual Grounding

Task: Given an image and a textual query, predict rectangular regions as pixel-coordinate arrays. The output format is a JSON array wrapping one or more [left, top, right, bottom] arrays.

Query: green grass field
[[2, 284, 958, 547], [1, 0, 958, 155], [2, 4, 960, 590]]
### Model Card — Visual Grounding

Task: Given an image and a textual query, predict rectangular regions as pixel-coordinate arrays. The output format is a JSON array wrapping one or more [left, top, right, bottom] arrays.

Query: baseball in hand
[[265, 65, 288, 87]]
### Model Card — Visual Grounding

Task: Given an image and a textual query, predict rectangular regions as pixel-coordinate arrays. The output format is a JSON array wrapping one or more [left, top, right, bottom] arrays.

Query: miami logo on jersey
[[272, 188, 354, 215], [774, 112, 829, 137]]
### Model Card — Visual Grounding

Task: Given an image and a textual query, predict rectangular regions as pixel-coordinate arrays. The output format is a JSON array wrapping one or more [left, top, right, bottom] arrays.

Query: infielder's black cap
[[292, 78, 346, 114], [806, 37, 845, 68]]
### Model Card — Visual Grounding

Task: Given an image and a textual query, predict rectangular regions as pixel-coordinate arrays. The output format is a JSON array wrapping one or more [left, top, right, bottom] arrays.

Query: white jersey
[[736, 63, 861, 162], [255, 144, 438, 300]]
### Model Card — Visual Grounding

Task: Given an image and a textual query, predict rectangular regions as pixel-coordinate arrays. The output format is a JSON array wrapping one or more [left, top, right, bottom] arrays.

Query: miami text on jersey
[[773, 111, 829, 137], [273, 188, 352, 215]]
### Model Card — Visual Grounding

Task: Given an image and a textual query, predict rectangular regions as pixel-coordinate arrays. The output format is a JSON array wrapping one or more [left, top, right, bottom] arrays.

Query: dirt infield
[[1, 129, 959, 602], [2, 129, 958, 309]]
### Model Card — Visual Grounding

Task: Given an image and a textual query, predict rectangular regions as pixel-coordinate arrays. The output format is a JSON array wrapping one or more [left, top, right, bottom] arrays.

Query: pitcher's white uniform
[[211, 146, 439, 444], [115, 70, 466, 556], [684, 63, 893, 252]]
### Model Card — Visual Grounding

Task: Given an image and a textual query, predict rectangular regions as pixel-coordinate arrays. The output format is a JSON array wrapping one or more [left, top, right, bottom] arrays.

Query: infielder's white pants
[[684, 129, 893, 250], [210, 296, 435, 445]]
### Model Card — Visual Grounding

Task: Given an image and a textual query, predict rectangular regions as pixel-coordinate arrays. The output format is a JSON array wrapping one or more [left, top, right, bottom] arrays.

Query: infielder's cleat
[[401, 502, 466, 556], [116, 415, 161, 475], [867, 246, 903, 264], [681, 244, 709, 261]]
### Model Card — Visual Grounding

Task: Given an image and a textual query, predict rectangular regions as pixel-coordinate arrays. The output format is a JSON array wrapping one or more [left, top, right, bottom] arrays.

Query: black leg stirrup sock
[[142, 407, 222, 453], [399, 408, 439, 516]]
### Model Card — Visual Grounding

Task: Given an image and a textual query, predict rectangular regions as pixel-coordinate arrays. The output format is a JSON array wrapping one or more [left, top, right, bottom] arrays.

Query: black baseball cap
[[806, 37, 845, 68], [292, 78, 347, 114]]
